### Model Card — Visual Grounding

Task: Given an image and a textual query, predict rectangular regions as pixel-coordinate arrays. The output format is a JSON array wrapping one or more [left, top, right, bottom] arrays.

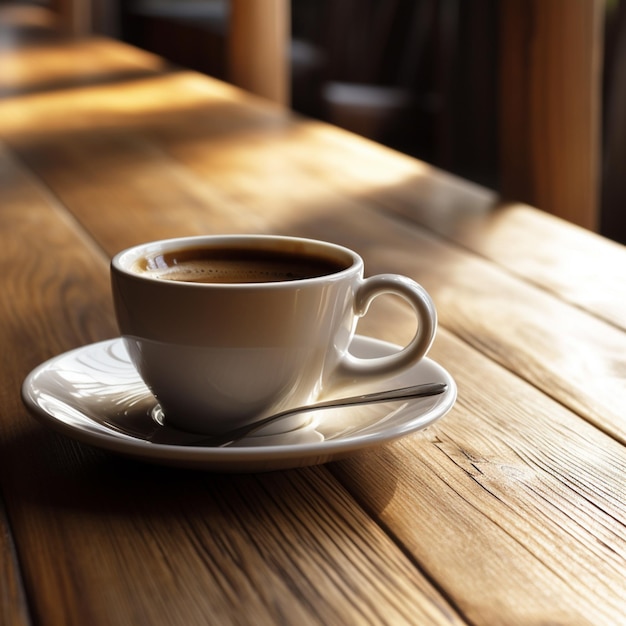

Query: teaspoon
[[164, 382, 447, 448]]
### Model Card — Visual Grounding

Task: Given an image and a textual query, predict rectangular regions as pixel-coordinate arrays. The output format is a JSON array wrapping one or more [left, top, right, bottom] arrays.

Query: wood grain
[[0, 497, 30, 626], [335, 316, 626, 625], [7, 458, 464, 625]]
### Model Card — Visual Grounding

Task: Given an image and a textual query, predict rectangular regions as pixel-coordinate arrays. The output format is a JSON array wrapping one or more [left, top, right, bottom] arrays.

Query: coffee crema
[[136, 246, 350, 284]]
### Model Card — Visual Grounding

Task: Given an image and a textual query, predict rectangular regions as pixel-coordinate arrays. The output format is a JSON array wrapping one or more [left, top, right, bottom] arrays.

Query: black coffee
[[137, 246, 350, 284]]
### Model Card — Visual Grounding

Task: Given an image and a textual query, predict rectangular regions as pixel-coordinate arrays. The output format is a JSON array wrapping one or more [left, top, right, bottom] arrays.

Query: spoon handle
[[189, 381, 447, 448]]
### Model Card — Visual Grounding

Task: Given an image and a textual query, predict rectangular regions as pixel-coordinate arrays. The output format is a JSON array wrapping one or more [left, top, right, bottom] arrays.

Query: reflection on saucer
[[21, 336, 456, 472], [149, 403, 323, 446]]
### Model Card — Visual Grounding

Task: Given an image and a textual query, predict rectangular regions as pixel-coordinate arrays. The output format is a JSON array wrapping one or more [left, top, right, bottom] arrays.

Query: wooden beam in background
[[229, 0, 290, 105], [499, 0, 604, 231]]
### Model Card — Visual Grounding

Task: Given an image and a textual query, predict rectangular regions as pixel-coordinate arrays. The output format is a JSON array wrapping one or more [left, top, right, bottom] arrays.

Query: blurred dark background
[[119, 0, 500, 190], [2, 0, 625, 242], [122, 0, 626, 243]]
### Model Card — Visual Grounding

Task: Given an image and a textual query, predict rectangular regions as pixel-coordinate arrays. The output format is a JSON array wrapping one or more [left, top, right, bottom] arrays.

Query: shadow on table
[[1, 422, 401, 524]]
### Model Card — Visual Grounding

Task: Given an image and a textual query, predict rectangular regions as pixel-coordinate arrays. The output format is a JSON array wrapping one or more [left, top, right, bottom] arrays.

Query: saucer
[[21, 336, 457, 472]]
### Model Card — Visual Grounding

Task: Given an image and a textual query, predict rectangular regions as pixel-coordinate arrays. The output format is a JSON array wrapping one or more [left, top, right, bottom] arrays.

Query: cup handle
[[337, 274, 437, 379]]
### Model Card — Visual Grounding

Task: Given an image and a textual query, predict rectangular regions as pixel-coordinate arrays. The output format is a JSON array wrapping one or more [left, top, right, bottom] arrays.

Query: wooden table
[[2, 23, 626, 626]]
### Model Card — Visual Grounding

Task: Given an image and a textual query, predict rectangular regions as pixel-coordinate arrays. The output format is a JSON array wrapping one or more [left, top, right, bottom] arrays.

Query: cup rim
[[111, 234, 361, 288]]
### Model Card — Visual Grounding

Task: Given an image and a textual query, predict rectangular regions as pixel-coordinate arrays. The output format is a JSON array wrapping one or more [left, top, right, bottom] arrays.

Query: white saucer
[[21, 336, 456, 472]]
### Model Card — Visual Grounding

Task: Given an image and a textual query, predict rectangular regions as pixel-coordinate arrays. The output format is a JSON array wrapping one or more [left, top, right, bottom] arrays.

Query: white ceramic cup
[[111, 235, 437, 435]]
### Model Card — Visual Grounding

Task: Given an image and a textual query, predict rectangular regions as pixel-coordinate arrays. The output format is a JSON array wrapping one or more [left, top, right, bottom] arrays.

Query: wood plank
[[0, 143, 463, 625], [0, 498, 30, 626], [8, 463, 465, 625], [0, 36, 168, 96], [333, 325, 626, 626], [392, 197, 626, 331]]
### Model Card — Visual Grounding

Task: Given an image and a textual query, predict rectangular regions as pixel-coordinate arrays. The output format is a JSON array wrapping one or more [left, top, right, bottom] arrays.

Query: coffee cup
[[111, 235, 437, 435]]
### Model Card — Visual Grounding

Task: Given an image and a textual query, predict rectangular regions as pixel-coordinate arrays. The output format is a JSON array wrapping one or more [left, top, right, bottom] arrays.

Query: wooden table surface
[[1, 20, 626, 626]]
